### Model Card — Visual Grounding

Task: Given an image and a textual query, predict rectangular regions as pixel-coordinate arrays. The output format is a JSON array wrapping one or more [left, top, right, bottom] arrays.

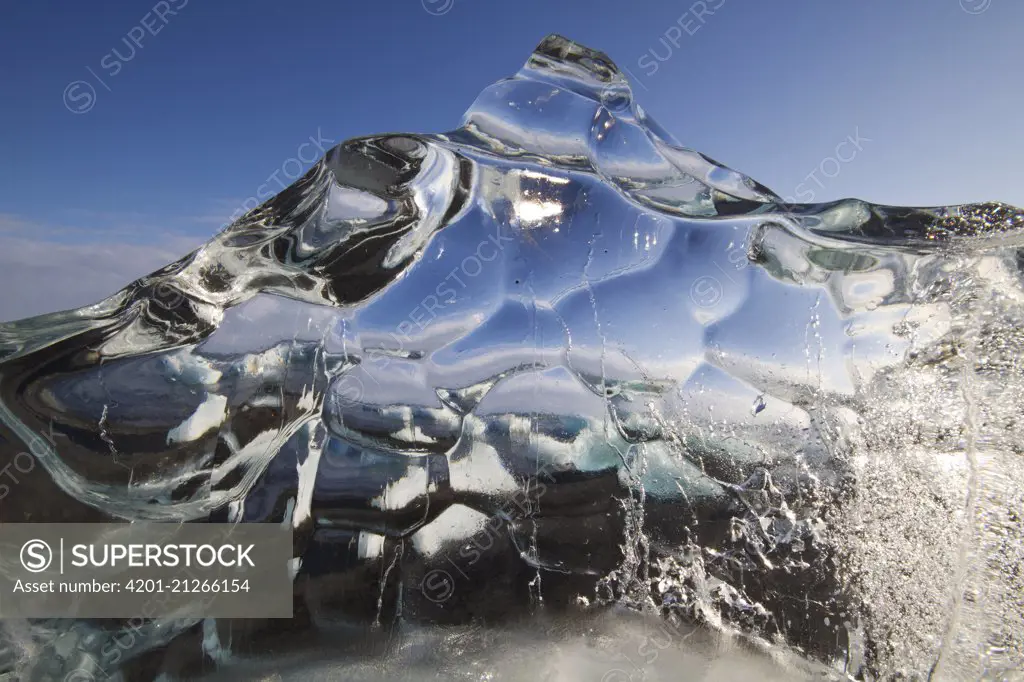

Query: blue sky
[[1, 0, 1022, 320]]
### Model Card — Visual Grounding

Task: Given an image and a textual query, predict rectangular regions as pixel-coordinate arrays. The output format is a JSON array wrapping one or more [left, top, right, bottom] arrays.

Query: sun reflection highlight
[[514, 199, 564, 226]]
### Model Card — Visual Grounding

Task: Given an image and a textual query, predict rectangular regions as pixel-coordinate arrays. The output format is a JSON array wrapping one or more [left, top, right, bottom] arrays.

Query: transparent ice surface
[[2, 35, 1023, 680]]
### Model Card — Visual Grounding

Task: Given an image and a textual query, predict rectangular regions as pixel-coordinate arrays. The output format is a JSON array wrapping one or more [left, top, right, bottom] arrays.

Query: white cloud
[[0, 215, 205, 322]]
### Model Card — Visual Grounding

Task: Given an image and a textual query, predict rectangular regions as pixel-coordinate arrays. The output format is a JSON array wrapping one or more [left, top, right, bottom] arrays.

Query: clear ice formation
[[2, 34, 1024, 681]]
